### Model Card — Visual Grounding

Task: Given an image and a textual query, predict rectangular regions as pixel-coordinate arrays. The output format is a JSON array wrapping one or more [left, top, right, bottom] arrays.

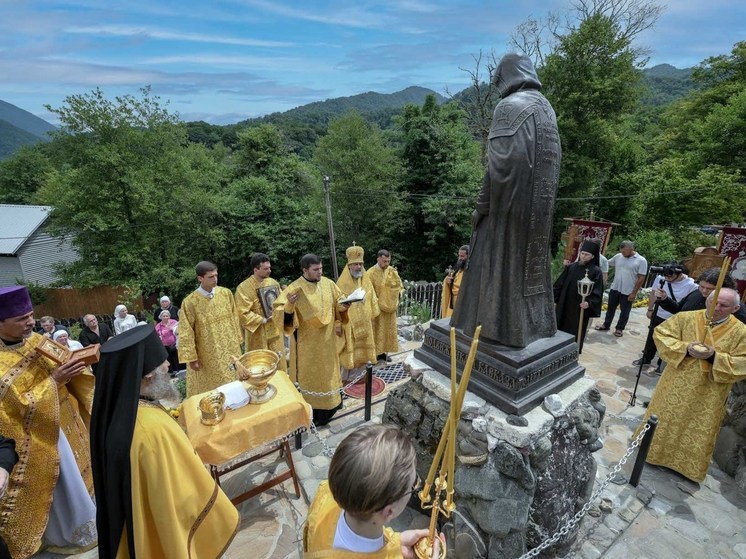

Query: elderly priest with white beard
[[91, 325, 239, 558]]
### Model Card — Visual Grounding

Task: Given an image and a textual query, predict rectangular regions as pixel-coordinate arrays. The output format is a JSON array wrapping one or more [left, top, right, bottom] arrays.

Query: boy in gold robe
[[367, 249, 404, 362], [179, 261, 243, 396], [91, 325, 239, 558], [273, 253, 350, 426], [637, 288, 746, 482], [337, 244, 380, 377], [235, 252, 286, 369], [304, 424, 440, 558], [0, 285, 96, 559]]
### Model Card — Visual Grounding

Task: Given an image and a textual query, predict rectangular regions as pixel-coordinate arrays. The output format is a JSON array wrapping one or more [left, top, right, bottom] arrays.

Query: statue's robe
[[440, 269, 463, 319], [273, 276, 348, 411], [116, 403, 239, 558], [636, 310, 746, 482], [451, 54, 561, 347], [337, 268, 380, 369], [0, 333, 96, 558], [178, 287, 242, 397], [303, 482, 403, 558], [553, 262, 603, 353], [367, 264, 403, 355], [235, 275, 286, 370]]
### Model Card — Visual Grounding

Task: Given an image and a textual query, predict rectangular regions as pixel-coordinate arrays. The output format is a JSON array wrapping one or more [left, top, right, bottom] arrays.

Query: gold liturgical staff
[[232, 348, 282, 404], [415, 325, 482, 559], [576, 270, 595, 346]]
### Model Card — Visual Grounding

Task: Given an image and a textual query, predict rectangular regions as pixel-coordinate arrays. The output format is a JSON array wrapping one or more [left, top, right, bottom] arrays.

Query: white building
[[0, 204, 79, 286]]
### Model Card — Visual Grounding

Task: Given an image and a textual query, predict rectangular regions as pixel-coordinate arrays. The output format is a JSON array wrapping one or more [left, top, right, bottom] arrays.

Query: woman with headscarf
[[113, 305, 138, 335], [553, 240, 604, 354], [53, 329, 84, 350]]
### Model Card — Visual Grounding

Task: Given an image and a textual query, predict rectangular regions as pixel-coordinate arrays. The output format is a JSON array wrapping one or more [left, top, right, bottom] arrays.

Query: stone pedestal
[[384, 360, 604, 559], [414, 319, 584, 415]]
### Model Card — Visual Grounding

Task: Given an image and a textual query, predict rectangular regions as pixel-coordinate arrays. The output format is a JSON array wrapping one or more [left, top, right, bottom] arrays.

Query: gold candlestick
[[694, 256, 731, 349], [415, 325, 482, 559]]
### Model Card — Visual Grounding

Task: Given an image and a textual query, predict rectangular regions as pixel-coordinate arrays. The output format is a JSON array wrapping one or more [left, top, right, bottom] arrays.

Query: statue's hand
[[472, 210, 482, 228]]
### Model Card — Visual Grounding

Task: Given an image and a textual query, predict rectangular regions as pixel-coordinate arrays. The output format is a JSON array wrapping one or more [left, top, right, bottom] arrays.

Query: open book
[[339, 287, 366, 304]]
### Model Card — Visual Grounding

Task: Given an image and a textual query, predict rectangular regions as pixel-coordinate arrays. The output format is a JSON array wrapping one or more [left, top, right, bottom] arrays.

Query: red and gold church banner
[[563, 219, 617, 263], [718, 226, 746, 299]]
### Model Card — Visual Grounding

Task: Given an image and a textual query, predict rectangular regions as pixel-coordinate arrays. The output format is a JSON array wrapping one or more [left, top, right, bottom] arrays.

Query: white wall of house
[[0, 256, 23, 285], [16, 229, 79, 286]]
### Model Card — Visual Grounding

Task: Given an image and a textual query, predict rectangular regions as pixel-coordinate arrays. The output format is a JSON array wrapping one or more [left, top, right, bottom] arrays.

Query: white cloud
[[65, 24, 293, 48]]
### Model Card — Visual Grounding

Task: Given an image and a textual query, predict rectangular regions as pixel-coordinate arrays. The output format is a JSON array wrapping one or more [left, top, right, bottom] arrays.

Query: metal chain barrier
[[294, 367, 368, 398], [516, 422, 651, 559], [308, 420, 336, 458]]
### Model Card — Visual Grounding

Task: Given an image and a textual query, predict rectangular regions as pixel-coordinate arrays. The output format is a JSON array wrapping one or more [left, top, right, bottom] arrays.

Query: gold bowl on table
[[232, 349, 280, 404], [199, 391, 226, 425]]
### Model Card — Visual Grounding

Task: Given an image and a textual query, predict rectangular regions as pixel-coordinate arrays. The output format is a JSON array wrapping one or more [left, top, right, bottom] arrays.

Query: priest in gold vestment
[[367, 249, 403, 362], [337, 245, 380, 376], [441, 245, 469, 319], [91, 325, 239, 559], [637, 288, 746, 482], [235, 253, 285, 370], [0, 286, 97, 559], [179, 261, 243, 396], [273, 254, 350, 426]]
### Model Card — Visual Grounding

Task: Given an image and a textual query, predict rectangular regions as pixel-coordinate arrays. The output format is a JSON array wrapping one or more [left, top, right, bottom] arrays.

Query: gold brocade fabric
[[441, 270, 463, 318], [635, 311, 746, 482], [0, 333, 94, 559], [116, 404, 239, 558], [337, 268, 380, 369], [272, 277, 348, 410], [234, 275, 286, 370], [183, 370, 311, 466], [179, 287, 243, 397], [303, 481, 402, 558], [367, 265, 403, 355]]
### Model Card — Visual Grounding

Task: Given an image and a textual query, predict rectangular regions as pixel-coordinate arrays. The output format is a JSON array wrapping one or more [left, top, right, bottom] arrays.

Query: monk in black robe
[[451, 53, 561, 347], [553, 240, 604, 354]]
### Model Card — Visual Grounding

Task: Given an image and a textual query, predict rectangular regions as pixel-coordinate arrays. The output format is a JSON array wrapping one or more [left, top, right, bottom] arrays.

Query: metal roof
[[0, 204, 53, 255]]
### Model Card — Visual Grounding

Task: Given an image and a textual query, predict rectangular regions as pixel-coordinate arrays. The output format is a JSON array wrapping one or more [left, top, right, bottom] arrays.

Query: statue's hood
[[494, 53, 542, 97]]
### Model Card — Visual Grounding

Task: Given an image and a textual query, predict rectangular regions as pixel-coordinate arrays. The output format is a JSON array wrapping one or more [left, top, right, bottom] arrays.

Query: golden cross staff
[[414, 325, 482, 559], [696, 256, 732, 347]]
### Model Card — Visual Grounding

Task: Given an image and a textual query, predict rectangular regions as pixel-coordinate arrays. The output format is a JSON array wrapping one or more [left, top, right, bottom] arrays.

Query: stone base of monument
[[384, 360, 605, 559], [414, 319, 585, 415]]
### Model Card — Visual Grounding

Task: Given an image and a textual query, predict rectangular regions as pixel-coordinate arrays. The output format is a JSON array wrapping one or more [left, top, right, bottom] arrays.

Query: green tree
[[541, 13, 644, 232], [0, 144, 53, 204], [395, 96, 482, 279], [221, 124, 326, 285], [35, 87, 229, 298], [313, 111, 404, 265]]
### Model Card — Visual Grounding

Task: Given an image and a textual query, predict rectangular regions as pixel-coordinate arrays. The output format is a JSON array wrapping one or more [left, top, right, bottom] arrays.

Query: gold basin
[[199, 391, 226, 425], [232, 349, 280, 404]]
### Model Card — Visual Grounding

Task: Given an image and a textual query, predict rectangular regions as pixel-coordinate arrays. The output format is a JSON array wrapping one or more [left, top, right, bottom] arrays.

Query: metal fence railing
[[397, 280, 443, 322]]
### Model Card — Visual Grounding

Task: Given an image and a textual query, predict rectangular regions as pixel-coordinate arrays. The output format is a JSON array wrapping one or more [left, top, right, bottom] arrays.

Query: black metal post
[[364, 361, 373, 422], [629, 415, 658, 487], [295, 432, 302, 450], [630, 279, 665, 406]]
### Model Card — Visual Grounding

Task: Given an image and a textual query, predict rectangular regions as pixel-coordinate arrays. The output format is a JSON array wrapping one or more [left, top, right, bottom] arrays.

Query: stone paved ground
[[35, 310, 746, 558]]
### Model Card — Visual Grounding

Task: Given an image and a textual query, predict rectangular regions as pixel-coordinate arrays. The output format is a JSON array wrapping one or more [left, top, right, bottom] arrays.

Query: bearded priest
[[91, 325, 239, 558]]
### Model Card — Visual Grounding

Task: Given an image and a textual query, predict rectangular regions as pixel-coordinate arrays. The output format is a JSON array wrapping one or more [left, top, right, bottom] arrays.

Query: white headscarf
[[114, 304, 127, 318], [52, 329, 67, 342]]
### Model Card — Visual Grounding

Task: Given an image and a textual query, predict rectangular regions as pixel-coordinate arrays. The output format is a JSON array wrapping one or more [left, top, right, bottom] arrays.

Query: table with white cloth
[[183, 370, 311, 505]]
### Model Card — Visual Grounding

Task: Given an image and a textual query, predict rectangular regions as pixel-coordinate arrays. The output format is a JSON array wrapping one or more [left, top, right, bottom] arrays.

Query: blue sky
[[0, 0, 744, 125]]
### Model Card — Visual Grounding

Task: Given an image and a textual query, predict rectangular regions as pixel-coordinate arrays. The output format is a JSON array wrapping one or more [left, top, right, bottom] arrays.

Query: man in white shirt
[[595, 240, 648, 337], [634, 263, 698, 367]]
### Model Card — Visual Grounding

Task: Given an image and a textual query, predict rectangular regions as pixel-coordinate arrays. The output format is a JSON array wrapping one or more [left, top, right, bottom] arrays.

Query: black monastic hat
[[90, 325, 168, 559]]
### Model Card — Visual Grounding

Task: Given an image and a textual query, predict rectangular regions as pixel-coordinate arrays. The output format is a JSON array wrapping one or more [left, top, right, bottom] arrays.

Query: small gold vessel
[[232, 349, 280, 404], [199, 391, 226, 425], [414, 534, 447, 559]]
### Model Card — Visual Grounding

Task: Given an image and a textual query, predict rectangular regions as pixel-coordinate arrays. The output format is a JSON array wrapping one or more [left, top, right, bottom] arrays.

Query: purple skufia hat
[[0, 286, 33, 320]]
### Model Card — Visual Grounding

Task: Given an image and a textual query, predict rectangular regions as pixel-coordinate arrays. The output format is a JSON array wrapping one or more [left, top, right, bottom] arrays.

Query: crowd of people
[[0, 243, 410, 558]]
